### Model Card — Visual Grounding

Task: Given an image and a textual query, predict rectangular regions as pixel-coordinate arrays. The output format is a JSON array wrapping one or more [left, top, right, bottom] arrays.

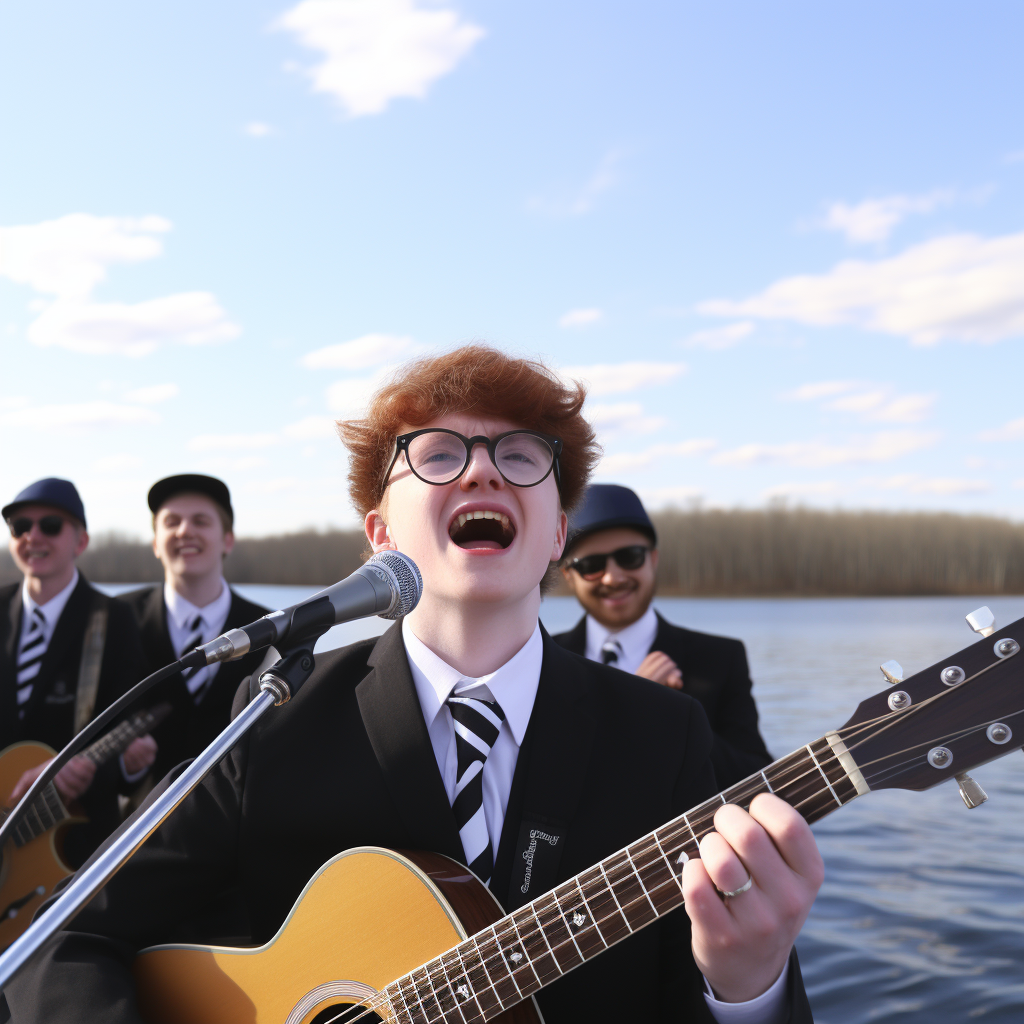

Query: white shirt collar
[[585, 604, 659, 665], [164, 577, 232, 632], [22, 567, 79, 627], [403, 622, 543, 747]]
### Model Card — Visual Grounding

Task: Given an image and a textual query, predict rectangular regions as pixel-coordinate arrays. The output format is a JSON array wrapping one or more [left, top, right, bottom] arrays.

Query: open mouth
[[448, 509, 517, 550]]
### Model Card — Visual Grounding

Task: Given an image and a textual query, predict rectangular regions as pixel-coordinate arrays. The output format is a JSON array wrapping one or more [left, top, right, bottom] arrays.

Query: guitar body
[[0, 742, 78, 949], [134, 847, 543, 1024]]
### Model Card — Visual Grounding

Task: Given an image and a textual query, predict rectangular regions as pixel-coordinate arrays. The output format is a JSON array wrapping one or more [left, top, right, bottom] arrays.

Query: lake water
[[100, 586, 1024, 1022]]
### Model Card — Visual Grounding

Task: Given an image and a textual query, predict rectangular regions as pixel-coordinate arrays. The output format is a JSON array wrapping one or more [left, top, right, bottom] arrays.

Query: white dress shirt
[[20, 568, 79, 652], [402, 620, 788, 1023], [584, 604, 659, 674], [163, 578, 232, 689]]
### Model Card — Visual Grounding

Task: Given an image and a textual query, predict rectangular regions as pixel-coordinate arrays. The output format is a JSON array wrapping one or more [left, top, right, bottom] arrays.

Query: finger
[[666, 671, 683, 689], [681, 856, 735, 935], [698, 828, 753, 896], [747, 793, 824, 886]]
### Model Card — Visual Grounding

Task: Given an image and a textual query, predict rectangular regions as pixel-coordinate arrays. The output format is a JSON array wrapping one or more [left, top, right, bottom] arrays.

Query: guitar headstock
[[839, 606, 1023, 806]]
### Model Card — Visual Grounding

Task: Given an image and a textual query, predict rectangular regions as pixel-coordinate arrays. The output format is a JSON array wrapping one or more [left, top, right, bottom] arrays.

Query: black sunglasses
[[385, 428, 563, 490], [8, 514, 66, 539], [567, 544, 650, 579]]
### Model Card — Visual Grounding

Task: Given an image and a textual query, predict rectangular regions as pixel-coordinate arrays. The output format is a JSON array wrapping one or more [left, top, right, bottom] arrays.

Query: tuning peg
[[966, 606, 996, 637], [955, 772, 988, 809], [879, 660, 904, 685]]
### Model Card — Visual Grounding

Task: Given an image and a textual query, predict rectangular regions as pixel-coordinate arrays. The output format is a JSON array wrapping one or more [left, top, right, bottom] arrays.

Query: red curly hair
[[339, 345, 600, 517]]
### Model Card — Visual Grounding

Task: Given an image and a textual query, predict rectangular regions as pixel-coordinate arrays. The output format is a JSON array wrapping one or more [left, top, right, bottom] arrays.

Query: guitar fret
[[444, 948, 484, 1022], [550, 885, 591, 961], [474, 930, 519, 1007], [534, 892, 582, 972], [459, 939, 502, 1017], [382, 982, 414, 1024], [624, 847, 659, 918], [504, 914, 543, 990], [682, 812, 699, 846], [597, 862, 633, 934], [424, 958, 466, 1024], [630, 835, 680, 914], [410, 966, 444, 1023], [515, 904, 562, 983], [571, 877, 608, 952], [580, 866, 629, 945], [396, 975, 429, 1024], [652, 832, 685, 894], [761, 769, 774, 793], [806, 744, 842, 808], [604, 852, 656, 932]]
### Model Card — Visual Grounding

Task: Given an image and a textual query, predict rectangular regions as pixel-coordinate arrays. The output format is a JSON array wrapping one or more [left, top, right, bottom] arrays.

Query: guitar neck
[[82, 703, 172, 767], [376, 731, 868, 1022]]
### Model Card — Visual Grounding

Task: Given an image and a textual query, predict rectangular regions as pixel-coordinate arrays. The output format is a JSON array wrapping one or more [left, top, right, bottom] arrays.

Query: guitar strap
[[74, 605, 108, 734]]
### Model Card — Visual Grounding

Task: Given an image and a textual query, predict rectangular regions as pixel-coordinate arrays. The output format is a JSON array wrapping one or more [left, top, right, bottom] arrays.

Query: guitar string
[[309, 660, 1022, 1024]]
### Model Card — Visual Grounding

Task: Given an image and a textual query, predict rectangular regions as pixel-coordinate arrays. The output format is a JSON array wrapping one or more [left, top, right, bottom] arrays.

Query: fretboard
[[373, 731, 867, 1023]]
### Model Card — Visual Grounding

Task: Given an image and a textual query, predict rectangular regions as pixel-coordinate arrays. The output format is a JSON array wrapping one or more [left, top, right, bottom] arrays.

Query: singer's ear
[[365, 510, 395, 552]]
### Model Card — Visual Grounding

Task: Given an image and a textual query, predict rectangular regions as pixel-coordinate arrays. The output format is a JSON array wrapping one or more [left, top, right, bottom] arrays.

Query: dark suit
[[0, 575, 145, 865], [120, 585, 268, 783], [554, 612, 772, 789], [1, 624, 812, 1023]]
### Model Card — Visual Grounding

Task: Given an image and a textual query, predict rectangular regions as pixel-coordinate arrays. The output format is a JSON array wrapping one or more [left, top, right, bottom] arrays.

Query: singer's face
[[369, 413, 567, 608], [153, 494, 235, 584]]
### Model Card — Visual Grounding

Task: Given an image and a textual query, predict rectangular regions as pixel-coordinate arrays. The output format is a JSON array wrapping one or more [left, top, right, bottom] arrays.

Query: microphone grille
[[368, 551, 423, 619]]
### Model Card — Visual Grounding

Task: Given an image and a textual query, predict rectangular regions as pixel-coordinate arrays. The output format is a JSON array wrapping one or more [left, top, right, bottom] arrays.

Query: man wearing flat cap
[[554, 483, 771, 788], [0, 478, 151, 867], [122, 474, 268, 785]]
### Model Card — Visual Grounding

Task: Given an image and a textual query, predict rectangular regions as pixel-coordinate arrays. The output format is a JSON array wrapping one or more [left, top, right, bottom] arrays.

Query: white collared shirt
[[584, 604, 659, 674], [163, 578, 232, 685], [402, 618, 787, 1023], [20, 568, 79, 650]]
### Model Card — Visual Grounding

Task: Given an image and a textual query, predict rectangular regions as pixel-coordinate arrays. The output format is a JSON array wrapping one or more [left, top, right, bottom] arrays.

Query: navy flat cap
[[566, 483, 656, 552], [147, 474, 234, 527], [3, 477, 87, 527]]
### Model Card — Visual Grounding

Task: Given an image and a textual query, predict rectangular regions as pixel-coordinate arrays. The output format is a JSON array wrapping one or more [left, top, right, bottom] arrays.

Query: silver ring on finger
[[719, 874, 753, 898]]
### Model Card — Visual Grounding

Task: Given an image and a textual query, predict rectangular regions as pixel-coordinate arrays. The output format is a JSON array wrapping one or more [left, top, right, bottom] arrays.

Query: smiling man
[[122, 475, 268, 784], [5, 350, 820, 1023], [555, 484, 773, 788], [0, 478, 151, 866]]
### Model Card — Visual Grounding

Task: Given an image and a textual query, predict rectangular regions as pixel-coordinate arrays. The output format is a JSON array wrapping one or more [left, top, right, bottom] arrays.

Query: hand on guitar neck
[[683, 793, 823, 1003], [8, 734, 159, 804]]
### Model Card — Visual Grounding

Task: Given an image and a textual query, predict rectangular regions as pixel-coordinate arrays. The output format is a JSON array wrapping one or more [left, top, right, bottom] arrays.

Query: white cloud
[[283, 415, 339, 440], [94, 453, 144, 472], [711, 431, 939, 468], [123, 382, 179, 404], [784, 380, 862, 402], [0, 396, 31, 412], [821, 190, 951, 244], [0, 401, 159, 430], [301, 333, 418, 369], [699, 230, 1024, 345], [275, 0, 484, 117], [558, 308, 603, 329], [28, 294, 240, 356], [789, 381, 936, 424], [1005, 150, 1024, 164], [862, 474, 991, 496], [596, 439, 716, 476], [561, 361, 687, 397], [586, 402, 666, 436], [326, 371, 390, 416], [761, 481, 842, 501], [637, 485, 704, 508], [245, 122, 273, 137], [0, 214, 170, 297], [188, 432, 280, 452], [680, 321, 754, 350], [528, 150, 623, 217], [978, 417, 1024, 442]]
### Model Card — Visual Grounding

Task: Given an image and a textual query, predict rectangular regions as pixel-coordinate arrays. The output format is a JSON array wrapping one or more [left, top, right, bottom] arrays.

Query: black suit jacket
[[553, 612, 772, 789], [1, 624, 812, 1023], [0, 575, 146, 864], [120, 585, 269, 783]]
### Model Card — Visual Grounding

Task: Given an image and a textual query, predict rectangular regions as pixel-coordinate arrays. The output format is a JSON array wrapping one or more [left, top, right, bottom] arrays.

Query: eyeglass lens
[[10, 515, 65, 538], [572, 545, 648, 578], [406, 431, 555, 486]]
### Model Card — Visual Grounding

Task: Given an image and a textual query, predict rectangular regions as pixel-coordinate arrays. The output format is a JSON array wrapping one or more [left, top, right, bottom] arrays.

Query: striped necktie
[[446, 694, 505, 885], [601, 638, 623, 665], [17, 607, 47, 718], [179, 614, 210, 703]]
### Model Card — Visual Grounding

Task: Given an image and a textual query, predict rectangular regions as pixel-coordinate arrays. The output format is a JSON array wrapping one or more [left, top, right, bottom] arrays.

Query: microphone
[[195, 551, 422, 665]]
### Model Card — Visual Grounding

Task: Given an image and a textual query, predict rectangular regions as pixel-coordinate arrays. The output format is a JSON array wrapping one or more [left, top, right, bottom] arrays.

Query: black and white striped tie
[[447, 694, 505, 885], [179, 614, 210, 703], [601, 638, 623, 665], [16, 607, 47, 718]]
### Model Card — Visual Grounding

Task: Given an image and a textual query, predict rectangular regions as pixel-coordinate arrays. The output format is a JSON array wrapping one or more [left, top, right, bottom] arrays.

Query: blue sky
[[2, 1, 1023, 538]]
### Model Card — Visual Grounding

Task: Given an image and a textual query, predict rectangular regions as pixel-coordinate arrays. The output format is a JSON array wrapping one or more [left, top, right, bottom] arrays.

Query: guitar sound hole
[[309, 1005, 383, 1024]]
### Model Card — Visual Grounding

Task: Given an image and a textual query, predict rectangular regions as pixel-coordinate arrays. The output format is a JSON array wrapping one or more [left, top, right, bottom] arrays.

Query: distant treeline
[[1, 509, 1022, 595]]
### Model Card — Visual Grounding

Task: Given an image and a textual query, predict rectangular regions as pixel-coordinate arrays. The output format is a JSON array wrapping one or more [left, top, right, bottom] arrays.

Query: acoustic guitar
[[0, 702, 171, 949], [133, 613, 1024, 1024]]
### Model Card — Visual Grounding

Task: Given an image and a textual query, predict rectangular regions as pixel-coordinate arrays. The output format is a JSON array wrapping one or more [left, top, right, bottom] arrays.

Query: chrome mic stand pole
[[0, 643, 316, 991]]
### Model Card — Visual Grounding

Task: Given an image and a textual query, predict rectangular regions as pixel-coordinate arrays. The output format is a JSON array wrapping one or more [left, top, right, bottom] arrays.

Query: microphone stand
[[0, 640, 317, 991]]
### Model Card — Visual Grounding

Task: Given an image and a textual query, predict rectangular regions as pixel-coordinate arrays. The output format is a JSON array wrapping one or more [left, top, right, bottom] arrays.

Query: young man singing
[[122, 475, 268, 784], [555, 483, 772, 788], [4, 349, 822, 1023]]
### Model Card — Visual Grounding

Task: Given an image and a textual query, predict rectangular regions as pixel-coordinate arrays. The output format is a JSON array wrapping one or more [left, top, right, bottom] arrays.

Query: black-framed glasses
[[567, 544, 650, 579], [8, 514, 66, 539], [385, 428, 563, 490]]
